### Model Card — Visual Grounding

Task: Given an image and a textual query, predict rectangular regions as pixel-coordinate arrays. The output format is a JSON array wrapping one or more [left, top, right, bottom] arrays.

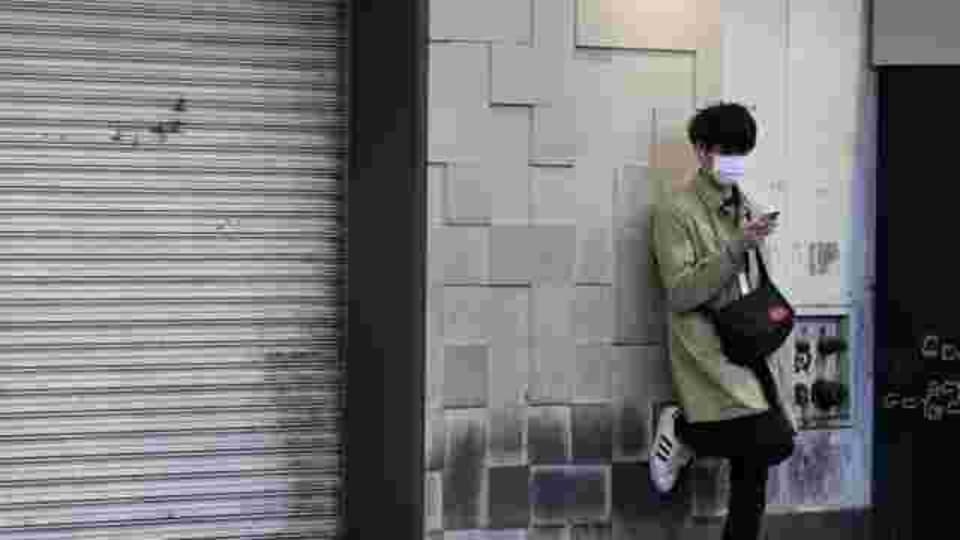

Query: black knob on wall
[[811, 379, 848, 411], [818, 336, 848, 357], [795, 383, 810, 407]]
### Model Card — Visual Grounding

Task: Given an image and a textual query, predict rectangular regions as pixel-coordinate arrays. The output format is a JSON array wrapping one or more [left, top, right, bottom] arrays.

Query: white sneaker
[[650, 405, 694, 493]]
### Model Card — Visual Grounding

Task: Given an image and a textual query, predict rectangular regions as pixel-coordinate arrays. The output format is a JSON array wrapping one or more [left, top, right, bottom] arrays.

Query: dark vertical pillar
[[344, 1, 428, 539]]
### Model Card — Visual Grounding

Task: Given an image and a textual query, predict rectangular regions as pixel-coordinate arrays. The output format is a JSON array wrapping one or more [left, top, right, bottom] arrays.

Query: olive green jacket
[[651, 168, 798, 429]]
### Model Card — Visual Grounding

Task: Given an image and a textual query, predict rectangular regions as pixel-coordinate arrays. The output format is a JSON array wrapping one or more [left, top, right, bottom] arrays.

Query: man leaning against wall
[[648, 102, 798, 540]]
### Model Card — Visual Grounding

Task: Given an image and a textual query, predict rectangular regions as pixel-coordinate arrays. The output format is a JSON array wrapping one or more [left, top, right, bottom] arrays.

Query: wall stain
[[443, 411, 485, 529], [262, 348, 343, 538], [808, 242, 841, 276], [786, 431, 850, 506], [106, 96, 189, 146]]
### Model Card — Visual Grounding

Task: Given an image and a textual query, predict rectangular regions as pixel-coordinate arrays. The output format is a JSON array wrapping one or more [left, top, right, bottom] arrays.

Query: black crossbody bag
[[700, 187, 795, 368]]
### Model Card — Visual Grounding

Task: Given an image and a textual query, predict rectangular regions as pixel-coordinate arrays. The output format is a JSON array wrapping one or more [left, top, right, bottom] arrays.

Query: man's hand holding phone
[[743, 210, 780, 247]]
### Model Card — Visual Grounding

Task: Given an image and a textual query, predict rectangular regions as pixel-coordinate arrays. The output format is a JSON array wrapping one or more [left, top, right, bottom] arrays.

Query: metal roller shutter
[[0, 1, 346, 538]]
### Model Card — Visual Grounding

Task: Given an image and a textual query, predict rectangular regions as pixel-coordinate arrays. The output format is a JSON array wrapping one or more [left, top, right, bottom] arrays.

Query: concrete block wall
[[425, 0, 870, 537]]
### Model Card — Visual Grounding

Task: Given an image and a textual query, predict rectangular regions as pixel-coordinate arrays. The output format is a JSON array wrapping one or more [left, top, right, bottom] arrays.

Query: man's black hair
[[686, 102, 757, 155]]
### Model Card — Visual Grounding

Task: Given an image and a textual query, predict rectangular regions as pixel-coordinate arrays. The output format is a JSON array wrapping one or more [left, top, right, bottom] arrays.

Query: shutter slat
[[0, 519, 335, 540], [0, 11, 343, 42], [1, 192, 339, 214], [1, 216, 333, 235], [2, 473, 328, 505], [0, 345, 330, 370], [0, 261, 329, 280], [0, 281, 329, 301], [0, 415, 339, 444], [0, 494, 338, 530], [0, 35, 338, 68], [5, 326, 335, 349], [0, 101, 339, 124], [0, 172, 340, 191], [0, 391, 336, 416], [7, 0, 335, 21]]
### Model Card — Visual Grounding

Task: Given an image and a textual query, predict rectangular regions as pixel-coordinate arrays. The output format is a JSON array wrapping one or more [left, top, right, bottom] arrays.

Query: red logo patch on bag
[[769, 306, 791, 323]]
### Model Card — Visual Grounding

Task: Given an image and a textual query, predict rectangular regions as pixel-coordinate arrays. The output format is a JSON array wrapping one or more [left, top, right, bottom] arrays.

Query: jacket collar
[[694, 168, 734, 213], [694, 167, 755, 218]]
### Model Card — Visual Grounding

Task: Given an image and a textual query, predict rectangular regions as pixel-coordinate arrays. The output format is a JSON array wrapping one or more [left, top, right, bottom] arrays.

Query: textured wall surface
[[425, 0, 870, 537]]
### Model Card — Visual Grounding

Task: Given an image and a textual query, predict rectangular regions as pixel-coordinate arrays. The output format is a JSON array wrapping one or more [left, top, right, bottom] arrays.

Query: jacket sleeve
[[651, 203, 750, 313]]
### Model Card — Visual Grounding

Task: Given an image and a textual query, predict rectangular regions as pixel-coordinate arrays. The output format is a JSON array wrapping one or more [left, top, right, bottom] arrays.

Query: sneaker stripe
[[650, 407, 690, 494]]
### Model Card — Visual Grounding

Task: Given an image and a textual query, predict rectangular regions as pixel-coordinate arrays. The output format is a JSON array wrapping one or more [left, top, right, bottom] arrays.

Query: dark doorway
[[874, 66, 960, 539]]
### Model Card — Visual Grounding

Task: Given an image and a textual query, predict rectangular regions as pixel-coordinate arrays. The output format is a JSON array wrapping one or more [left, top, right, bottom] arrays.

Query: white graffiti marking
[[919, 334, 960, 361], [883, 380, 960, 421]]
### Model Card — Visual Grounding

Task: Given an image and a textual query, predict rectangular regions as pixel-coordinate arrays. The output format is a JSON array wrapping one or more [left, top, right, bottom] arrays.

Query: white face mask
[[712, 154, 746, 185]]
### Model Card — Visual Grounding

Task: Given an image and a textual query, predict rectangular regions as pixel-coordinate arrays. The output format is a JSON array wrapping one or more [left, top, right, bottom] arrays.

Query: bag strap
[[731, 185, 774, 287], [752, 244, 771, 285], [737, 189, 752, 285]]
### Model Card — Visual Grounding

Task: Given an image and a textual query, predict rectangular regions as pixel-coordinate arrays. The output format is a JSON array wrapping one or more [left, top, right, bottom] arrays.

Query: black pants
[[676, 364, 795, 540]]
